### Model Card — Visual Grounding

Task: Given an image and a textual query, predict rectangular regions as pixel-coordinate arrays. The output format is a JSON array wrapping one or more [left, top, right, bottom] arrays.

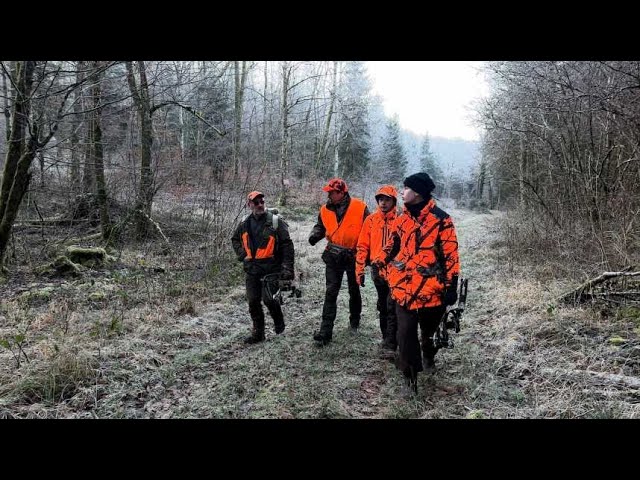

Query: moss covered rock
[[36, 256, 82, 278], [65, 246, 115, 267]]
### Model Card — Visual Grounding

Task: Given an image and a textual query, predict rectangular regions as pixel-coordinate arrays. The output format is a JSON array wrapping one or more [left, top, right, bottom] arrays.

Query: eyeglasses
[[252, 198, 265, 205]]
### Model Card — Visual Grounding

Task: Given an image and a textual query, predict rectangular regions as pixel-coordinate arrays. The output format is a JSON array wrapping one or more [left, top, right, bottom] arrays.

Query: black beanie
[[404, 172, 436, 199]]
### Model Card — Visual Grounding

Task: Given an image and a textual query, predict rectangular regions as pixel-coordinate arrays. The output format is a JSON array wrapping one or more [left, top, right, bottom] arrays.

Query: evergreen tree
[[381, 115, 407, 182], [419, 133, 444, 192]]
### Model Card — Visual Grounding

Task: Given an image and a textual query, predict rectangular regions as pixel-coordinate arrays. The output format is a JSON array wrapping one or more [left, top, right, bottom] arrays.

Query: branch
[[541, 367, 640, 390], [559, 269, 640, 304], [519, 178, 562, 229], [150, 100, 226, 136], [137, 210, 171, 250]]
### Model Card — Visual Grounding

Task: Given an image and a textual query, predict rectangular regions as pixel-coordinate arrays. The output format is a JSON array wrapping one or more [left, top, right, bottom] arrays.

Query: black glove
[[371, 258, 385, 270], [444, 287, 458, 306], [357, 273, 365, 287], [444, 275, 459, 306], [280, 268, 294, 281]]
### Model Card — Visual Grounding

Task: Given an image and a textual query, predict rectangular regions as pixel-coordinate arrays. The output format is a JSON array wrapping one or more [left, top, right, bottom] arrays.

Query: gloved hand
[[444, 275, 459, 306], [444, 287, 458, 306], [357, 273, 365, 287], [371, 258, 385, 270], [280, 268, 294, 281]]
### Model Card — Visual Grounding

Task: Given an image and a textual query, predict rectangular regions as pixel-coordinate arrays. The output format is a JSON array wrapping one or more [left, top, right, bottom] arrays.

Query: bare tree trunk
[[1, 65, 10, 143], [80, 62, 93, 195], [89, 62, 112, 243], [178, 96, 186, 184], [37, 150, 45, 187], [315, 61, 338, 171], [126, 61, 154, 237], [172, 61, 187, 185], [82, 125, 95, 194], [279, 62, 291, 206], [477, 158, 486, 200], [332, 80, 342, 176], [233, 61, 248, 178], [69, 62, 84, 190], [0, 61, 37, 267], [262, 61, 268, 162], [488, 175, 495, 209], [333, 125, 340, 176]]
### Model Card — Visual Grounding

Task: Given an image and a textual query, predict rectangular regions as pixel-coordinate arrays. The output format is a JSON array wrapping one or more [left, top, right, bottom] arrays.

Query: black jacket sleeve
[[308, 212, 326, 246], [277, 219, 295, 272], [231, 221, 246, 262]]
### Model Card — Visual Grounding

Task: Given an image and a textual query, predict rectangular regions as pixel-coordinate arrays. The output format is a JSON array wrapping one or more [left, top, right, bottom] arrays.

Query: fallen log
[[541, 367, 640, 389], [558, 270, 640, 304]]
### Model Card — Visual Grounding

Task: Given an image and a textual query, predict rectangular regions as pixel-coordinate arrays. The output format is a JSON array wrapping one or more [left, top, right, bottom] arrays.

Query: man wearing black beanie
[[403, 172, 436, 201], [373, 172, 461, 395]]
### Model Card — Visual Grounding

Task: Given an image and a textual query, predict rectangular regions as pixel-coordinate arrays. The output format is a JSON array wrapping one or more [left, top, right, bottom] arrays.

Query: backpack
[[267, 209, 279, 230]]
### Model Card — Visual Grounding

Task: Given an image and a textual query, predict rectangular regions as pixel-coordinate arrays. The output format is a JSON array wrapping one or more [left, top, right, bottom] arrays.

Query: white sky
[[366, 61, 489, 141]]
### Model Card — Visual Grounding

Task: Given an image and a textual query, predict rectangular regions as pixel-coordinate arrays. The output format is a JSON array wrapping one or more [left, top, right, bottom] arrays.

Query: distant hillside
[[401, 130, 480, 179], [430, 136, 480, 178]]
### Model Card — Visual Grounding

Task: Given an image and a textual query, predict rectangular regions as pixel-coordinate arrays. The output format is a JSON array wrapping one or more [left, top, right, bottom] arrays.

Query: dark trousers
[[319, 262, 361, 337], [246, 273, 284, 334], [373, 273, 397, 347], [395, 303, 446, 378]]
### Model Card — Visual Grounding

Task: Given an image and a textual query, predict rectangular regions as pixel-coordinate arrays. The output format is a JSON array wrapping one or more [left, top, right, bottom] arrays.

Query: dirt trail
[[174, 204, 505, 418]]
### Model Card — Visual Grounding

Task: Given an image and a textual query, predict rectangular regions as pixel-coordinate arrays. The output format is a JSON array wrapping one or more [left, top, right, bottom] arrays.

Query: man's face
[[328, 190, 345, 204], [377, 195, 394, 213], [249, 196, 266, 216], [402, 186, 421, 205]]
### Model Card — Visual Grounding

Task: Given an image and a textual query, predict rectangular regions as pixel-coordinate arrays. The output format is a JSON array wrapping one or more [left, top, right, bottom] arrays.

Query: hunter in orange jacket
[[355, 185, 399, 355], [381, 197, 460, 310], [373, 172, 461, 395], [309, 178, 370, 346], [355, 185, 398, 280]]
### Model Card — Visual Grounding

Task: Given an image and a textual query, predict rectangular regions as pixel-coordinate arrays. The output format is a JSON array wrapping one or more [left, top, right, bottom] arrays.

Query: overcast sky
[[366, 61, 489, 141]]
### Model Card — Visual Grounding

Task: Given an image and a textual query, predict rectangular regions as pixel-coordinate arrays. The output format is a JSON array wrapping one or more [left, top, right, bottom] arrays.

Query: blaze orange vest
[[241, 212, 278, 260], [320, 198, 366, 249]]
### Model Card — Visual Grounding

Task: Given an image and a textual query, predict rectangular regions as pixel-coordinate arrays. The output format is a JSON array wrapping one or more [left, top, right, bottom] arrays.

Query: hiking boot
[[244, 332, 265, 344], [401, 376, 418, 398], [313, 332, 332, 346], [380, 337, 397, 349], [379, 349, 395, 361], [408, 377, 418, 394], [379, 344, 396, 360], [423, 355, 436, 371], [275, 323, 285, 335]]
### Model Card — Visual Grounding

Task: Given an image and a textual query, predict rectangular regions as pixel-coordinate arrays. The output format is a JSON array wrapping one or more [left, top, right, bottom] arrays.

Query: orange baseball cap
[[247, 191, 264, 201], [322, 178, 348, 193]]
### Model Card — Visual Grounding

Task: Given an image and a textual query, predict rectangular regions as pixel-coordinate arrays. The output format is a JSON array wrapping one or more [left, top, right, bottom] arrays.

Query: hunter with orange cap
[[231, 191, 295, 344], [309, 178, 370, 346], [374, 173, 460, 394], [355, 185, 399, 358]]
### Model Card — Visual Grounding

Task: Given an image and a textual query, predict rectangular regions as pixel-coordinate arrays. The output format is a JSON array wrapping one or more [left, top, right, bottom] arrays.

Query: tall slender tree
[[89, 61, 112, 243], [419, 133, 444, 189], [381, 115, 407, 182], [126, 61, 155, 237]]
